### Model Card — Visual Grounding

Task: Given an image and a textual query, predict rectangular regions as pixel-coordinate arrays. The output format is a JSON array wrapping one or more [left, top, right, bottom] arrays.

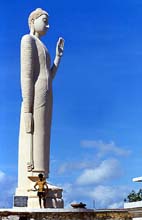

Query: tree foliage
[[125, 189, 142, 202]]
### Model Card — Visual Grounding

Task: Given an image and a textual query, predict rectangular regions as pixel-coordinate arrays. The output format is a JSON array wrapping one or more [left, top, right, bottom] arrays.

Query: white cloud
[[81, 140, 131, 157], [0, 170, 16, 208], [57, 139, 130, 175], [0, 170, 5, 182], [87, 185, 129, 208], [62, 182, 130, 209], [58, 161, 92, 174], [53, 139, 132, 209], [108, 202, 124, 209], [76, 159, 122, 185]]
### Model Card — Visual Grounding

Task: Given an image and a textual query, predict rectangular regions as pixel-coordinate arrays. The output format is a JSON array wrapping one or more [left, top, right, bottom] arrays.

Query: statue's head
[[28, 8, 49, 36]]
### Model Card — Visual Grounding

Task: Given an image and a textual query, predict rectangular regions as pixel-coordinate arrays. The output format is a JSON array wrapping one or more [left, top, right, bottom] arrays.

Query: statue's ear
[[31, 19, 34, 24], [30, 20, 35, 34]]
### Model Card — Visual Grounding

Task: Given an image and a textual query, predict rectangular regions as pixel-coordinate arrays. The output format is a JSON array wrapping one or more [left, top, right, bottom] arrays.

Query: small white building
[[124, 177, 142, 220]]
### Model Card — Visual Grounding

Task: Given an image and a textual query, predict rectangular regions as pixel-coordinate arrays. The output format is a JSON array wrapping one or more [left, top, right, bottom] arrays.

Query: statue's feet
[[27, 162, 34, 171]]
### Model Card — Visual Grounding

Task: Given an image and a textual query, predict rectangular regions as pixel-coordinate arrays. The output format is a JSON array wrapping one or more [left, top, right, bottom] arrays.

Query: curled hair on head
[[28, 8, 49, 29]]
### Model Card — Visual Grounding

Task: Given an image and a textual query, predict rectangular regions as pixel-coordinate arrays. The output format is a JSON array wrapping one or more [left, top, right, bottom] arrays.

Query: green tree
[[126, 189, 142, 202]]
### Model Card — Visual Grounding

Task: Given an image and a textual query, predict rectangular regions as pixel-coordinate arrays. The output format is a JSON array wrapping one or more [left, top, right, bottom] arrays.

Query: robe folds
[[18, 34, 55, 185]]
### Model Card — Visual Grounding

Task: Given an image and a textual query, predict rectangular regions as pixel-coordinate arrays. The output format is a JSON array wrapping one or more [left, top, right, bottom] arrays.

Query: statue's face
[[33, 14, 49, 36]]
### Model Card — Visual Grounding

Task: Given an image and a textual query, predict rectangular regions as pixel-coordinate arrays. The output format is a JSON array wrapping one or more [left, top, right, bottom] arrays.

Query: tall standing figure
[[17, 8, 64, 192]]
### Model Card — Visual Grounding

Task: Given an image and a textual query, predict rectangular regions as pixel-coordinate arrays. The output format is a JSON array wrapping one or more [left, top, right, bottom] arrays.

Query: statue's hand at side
[[56, 37, 65, 57], [24, 113, 33, 133]]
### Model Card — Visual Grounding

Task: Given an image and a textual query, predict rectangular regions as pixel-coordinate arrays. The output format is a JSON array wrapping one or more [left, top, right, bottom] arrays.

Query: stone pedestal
[[14, 183, 64, 208], [0, 208, 132, 220]]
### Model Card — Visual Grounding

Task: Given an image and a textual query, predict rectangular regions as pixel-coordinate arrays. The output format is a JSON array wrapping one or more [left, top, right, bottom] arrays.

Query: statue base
[[14, 183, 64, 208]]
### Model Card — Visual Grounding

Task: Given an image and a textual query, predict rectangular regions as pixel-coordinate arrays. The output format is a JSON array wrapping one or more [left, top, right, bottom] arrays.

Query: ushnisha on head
[[28, 8, 49, 37]]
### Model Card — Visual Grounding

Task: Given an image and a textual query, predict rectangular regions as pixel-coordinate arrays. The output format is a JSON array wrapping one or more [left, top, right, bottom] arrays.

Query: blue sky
[[1, 0, 142, 208]]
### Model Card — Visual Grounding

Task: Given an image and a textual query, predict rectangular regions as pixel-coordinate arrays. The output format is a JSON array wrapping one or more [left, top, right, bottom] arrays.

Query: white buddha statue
[[17, 8, 64, 191]]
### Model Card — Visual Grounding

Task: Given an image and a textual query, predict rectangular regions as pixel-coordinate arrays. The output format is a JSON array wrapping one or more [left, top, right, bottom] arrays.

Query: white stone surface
[[133, 177, 142, 182], [124, 201, 142, 208], [0, 208, 94, 213], [124, 177, 142, 219], [133, 218, 142, 220], [15, 8, 64, 208]]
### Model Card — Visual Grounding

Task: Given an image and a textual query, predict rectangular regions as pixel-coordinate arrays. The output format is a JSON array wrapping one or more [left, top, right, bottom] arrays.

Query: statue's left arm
[[50, 37, 64, 79]]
